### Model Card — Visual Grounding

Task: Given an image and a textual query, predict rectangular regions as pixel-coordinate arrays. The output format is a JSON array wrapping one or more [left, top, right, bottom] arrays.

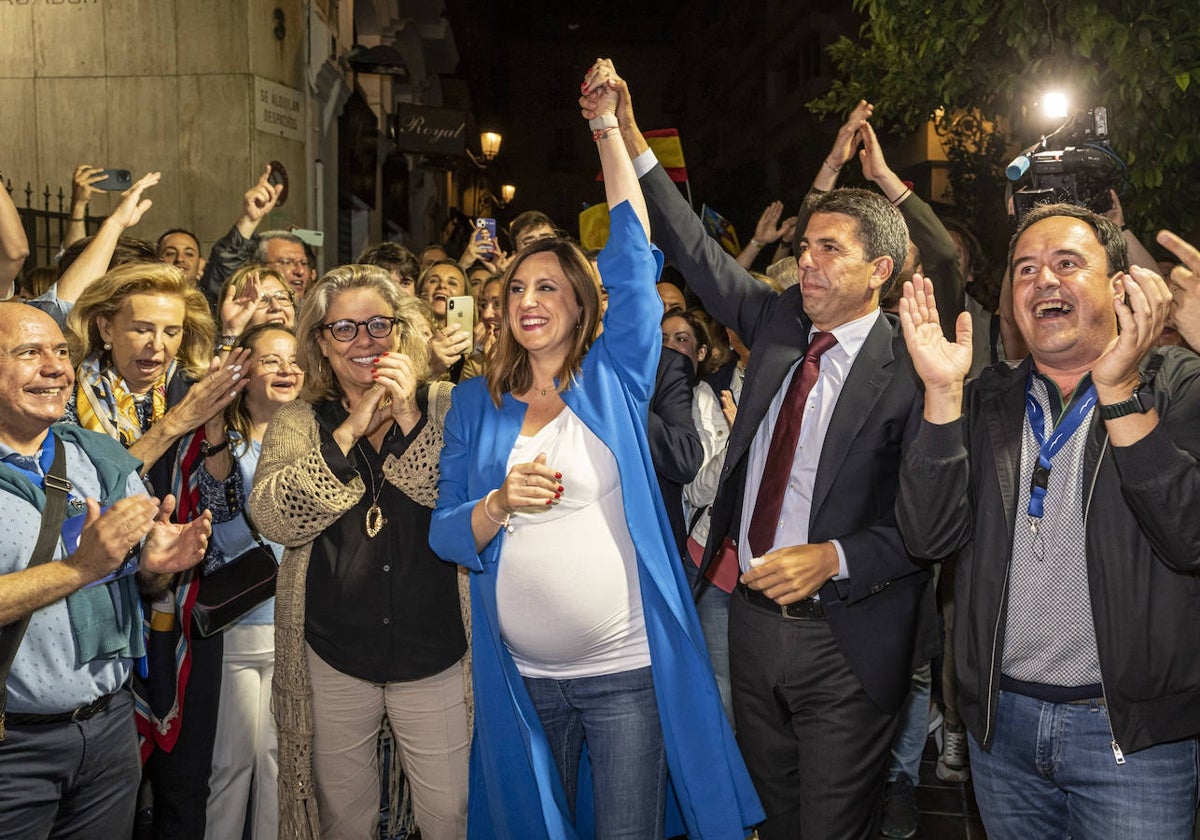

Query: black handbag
[[191, 509, 278, 638]]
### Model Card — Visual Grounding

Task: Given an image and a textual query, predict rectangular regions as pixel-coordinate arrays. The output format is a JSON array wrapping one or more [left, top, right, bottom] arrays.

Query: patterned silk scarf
[[73, 354, 211, 760], [74, 354, 176, 446]]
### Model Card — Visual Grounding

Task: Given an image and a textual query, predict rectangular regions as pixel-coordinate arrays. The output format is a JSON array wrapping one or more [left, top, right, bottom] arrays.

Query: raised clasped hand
[[829, 99, 873, 169], [579, 58, 619, 121]]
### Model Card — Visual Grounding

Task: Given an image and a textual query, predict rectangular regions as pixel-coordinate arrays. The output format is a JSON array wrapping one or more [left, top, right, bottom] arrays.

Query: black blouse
[[305, 389, 466, 683]]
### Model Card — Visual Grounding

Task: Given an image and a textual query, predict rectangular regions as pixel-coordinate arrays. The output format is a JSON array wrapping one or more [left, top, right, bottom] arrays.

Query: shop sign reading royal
[[390, 106, 467, 156]]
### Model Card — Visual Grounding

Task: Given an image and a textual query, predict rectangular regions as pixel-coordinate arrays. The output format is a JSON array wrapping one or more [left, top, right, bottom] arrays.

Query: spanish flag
[[579, 202, 610, 251], [595, 128, 688, 184], [645, 129, 687, 183]]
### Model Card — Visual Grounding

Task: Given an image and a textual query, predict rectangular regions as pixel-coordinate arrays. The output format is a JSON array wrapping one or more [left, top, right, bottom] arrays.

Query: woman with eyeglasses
[[216, 264, 297, 353], [249, 266, 469, 840], [197, 323, 302, 839]]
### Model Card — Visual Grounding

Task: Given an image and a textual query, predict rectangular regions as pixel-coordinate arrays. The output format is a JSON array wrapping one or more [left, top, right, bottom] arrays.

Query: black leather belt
[[738, 583, 825, 620], [5, 692, 115, 726]]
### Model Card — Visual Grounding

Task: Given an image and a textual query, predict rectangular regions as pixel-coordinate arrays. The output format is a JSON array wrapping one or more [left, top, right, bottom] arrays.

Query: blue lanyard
[[0, 432, 57, 487], [1025, 373, 1097, 519]]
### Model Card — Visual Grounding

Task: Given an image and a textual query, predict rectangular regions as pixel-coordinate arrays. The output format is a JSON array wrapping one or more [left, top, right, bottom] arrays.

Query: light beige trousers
[[306, 644, 469, 840]]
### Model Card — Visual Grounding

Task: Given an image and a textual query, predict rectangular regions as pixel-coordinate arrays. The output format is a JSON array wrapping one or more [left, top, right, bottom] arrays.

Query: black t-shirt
[[305, 389, 466, 682]]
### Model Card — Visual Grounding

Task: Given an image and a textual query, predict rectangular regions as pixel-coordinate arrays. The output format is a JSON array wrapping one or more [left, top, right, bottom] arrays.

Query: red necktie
[[747, 331, 838, 558]]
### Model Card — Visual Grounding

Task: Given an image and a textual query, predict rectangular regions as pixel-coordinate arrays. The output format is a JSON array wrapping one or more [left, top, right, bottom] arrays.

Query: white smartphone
[[447, 295, 475, 335]]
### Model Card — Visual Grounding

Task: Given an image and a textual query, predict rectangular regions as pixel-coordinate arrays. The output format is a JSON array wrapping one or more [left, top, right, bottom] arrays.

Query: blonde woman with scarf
[[64, 260, 247, 839]]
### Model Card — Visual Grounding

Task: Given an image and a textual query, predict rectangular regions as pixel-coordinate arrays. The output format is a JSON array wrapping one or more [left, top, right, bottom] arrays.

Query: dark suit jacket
[[649, 346, 702, 557], [702, 358, 739, 401], [641, 163, 930, 713]]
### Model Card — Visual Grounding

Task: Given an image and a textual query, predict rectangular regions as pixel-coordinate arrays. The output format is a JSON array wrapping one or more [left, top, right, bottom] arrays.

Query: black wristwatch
[[1098, 387, 1154, 420]]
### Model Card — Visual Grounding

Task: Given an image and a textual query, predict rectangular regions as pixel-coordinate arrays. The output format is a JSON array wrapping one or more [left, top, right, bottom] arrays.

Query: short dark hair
[[156, 228, 201, 253], [1007, 202, 1128, 276], [804, 188, 910, 297], [509, 210, 557, 248], [358, 241, 420, 282]]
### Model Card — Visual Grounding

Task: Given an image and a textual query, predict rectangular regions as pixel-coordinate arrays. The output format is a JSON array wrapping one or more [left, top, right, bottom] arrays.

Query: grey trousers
[[0, 689, 141, 840]]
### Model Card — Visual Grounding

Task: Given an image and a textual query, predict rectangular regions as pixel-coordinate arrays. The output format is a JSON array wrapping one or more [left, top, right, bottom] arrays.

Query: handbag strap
[[240, 506, 270, 551], [0, 434, 72, 739]]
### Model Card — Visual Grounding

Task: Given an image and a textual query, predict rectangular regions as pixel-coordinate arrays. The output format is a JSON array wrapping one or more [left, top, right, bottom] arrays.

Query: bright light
[[480, 132, 502, 161], [500, 184, 516, 204], [1042, 92, 1069, 120]]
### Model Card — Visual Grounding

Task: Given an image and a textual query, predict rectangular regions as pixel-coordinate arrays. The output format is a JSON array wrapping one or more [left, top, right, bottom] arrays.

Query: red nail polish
[[555, 472, 563, 479], [554, 492, 561, 499], [545, 499, 553, 505], [557, 485, 564, 493]]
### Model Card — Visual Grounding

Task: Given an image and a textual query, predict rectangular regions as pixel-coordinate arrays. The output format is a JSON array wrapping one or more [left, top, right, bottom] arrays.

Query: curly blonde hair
[[66, 262, 215, 379], [296, 264, 431, 403]]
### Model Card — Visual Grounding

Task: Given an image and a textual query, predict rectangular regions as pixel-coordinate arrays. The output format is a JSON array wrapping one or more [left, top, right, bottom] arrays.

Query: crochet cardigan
[[248, 382, 470, 839]]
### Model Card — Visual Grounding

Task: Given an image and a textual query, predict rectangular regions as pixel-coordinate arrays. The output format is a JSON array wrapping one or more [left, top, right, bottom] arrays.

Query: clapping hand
[[1090, 265, 1172, 398], [829, 100, 873, 171], [141, 495, 211, 576], [898, 274, 972, 422]]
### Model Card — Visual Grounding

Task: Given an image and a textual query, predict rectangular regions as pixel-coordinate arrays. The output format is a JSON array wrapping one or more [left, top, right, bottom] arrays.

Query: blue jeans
[[887, 661, 932, 786], [970, 690, 1199, 839], [523, 666, 667, 840], [683, 560, 733, 725]]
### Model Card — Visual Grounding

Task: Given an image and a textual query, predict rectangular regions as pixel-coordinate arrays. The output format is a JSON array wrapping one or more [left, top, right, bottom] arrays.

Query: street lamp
[[480, 132, 503, 162]]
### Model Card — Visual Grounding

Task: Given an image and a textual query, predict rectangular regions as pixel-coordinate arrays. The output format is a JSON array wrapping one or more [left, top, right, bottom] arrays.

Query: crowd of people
[[1, 55, 1199, 840]]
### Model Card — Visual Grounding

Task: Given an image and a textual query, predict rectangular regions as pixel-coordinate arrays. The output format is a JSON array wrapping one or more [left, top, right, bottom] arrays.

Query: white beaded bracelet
[[589, 114, 618, 131]]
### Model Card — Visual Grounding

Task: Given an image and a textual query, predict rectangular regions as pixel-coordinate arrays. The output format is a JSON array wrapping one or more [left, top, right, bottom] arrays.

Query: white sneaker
[[936, 724, 971, 783]]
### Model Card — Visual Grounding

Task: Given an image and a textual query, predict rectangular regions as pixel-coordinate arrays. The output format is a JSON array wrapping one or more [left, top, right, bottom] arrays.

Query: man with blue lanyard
[[0, 303, 211, 838], [896, 203, 1200, 838]]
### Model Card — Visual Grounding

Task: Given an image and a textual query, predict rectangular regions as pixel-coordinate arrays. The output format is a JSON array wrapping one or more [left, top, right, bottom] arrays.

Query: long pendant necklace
[[356, 442, 387, 538]]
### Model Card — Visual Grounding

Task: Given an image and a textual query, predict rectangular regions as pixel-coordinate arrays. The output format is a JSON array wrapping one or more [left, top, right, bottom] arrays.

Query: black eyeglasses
[[256, 291, 295, 309], [320, 315, 400, 343]]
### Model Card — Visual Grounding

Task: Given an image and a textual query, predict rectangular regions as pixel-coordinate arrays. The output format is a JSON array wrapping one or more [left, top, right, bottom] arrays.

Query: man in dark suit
[[584, 62, 932, 839], [648, 346, 702, 557]]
